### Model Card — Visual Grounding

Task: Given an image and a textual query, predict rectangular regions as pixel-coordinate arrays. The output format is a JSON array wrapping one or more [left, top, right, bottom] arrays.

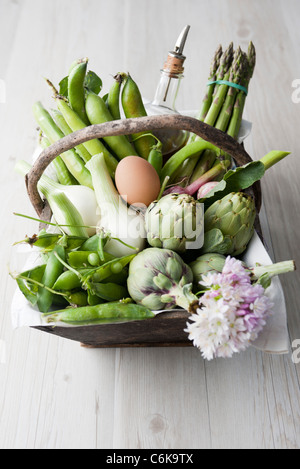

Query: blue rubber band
[[207, 80, 248, 95]]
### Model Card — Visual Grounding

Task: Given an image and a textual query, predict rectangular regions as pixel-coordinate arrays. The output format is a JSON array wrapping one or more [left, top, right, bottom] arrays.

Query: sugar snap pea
[[121, 73, 157, 159], [85, 91, 138, 159], [68, 59, 90, 125], [43, 301, 155, 324], [37, 245, 66, 313]]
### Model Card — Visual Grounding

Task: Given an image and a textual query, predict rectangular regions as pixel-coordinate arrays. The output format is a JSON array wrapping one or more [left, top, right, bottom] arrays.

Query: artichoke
[[127, 247, 198, 311], [202, 192, 256, 256], [145, 193, 204, 253], [189, 253, 226, 288]]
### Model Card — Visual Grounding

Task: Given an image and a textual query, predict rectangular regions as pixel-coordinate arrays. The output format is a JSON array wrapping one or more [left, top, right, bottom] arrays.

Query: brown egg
[[115, 156, 161, 207]]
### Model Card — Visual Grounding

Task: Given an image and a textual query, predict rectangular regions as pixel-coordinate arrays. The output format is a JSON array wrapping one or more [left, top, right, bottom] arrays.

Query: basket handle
[[25, 114, 261, 216]]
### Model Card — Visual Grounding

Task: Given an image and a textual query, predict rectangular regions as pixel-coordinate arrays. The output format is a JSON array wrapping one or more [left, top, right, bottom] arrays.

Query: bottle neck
[[152, 70, 183, 111]]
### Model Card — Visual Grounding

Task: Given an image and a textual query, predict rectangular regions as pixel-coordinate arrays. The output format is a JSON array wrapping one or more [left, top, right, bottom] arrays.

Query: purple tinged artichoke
[[127, 247, 198, 311]]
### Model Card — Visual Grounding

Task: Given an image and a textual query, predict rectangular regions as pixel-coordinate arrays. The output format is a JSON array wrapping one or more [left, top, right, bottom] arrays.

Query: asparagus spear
[[190, 44, 239, 183], [227, 42, 256, 139], [203, 42, 234, 127], [196, 44, 223, 122], [192, 43, 255, 182], [214, 47, 248, 132], [178, 44, 233, 182]]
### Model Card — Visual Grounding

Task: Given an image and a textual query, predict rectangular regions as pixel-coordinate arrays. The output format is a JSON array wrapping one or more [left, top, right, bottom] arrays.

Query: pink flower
[[185, 256, 274, 360]]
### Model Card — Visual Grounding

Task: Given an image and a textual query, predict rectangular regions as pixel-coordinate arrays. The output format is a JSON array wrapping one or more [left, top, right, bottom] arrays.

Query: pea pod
[[42, 301, 155, 324], [89, 281, 128, 301], [37, 245, 66, 313], [68, 58, 90, 125], [53, 269, 83, 291], [107, 73, 123, 120], [55, 97, 118, 178], [121, 73, 157, 159], [67, 250, 114, 268], [52, 109, 92, 163], [19, 233, 88, 251], [148, 142, 163, 178], [80, 232, 111, 260], [67, 290, 89, 307], [33, 101, 93, 188], [15, 264, 46, 305], [82, 253, 136, 286], [39, 133, 76, 186], [85, 90, 138, 159]]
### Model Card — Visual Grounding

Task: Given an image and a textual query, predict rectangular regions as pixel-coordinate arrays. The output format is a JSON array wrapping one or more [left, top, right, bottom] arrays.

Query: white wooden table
[[1, 0, 300, 449]]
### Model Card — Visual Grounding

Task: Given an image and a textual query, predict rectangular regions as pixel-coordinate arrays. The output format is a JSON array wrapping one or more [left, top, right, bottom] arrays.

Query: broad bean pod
[[85, 91, 138, 159], [68, 59, 90, 125], [121, 73, 157, 159]]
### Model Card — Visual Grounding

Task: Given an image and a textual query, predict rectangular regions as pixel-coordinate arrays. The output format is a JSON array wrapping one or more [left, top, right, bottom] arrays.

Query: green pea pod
[[121, 73, 157, 159], [68, 59, 90, 125], [89, 282, 128, 302], [148, 142, 163, 178], [102, 269, 128, 286], [33, 101, 93, 187], [67, 290, 89, 307], [52, 109, 92, 163], [107, 73, 123, 120], [82, 254, 137, 286], [43, 301, 155, 324], [19, 233, 88, 251], [16, 264, 46, 305], [88, 290, 104, 306], [85, 91, 138, 159], [53, 270, 82, 291], [56, 97, 118, 178], [37, 245, 66, 313], [80, 232, 111, 255], [67, 250, 114, 269]]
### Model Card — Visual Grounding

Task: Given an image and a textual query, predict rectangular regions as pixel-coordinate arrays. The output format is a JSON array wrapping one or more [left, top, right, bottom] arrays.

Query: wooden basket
[[25, 114, 262, 348]]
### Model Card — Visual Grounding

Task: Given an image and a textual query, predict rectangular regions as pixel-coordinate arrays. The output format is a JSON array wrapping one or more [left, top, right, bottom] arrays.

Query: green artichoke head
[[202, 192, 256, 256], [127, 247, 197, 311], [145, 193, 204, 253], [189, 253, 226, 288]]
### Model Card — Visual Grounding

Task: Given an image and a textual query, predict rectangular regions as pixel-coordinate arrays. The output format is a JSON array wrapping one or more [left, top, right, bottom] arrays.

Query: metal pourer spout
[[163, 25, 191, 76], [173, 24, 190, 57]]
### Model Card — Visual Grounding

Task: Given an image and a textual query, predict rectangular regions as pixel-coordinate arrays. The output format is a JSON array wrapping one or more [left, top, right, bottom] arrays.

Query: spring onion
[[15, 160, 98, 237], [86, 153, 146, 257]]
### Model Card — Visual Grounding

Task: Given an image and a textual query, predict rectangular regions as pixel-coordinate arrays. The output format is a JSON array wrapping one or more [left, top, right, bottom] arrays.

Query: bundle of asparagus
[[174, 41, 256, 184]]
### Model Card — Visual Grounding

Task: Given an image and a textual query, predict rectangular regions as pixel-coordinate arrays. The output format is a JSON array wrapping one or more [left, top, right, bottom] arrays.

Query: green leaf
[[84, 70, 102, 94], [59, 76, 69, 98], [256, 272, 272, 289], [199, 161, 265, 208], [201, 228, 232, 254]]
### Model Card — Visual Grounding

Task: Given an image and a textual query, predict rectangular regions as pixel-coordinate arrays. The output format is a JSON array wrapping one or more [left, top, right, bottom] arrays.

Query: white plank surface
[[1, 0, 300, 449]]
